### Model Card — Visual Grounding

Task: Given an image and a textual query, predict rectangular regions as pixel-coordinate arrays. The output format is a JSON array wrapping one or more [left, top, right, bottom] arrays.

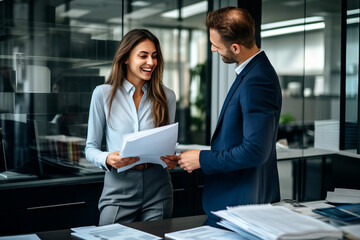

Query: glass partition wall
[[0, 0, 208, 180], [263, 0, 359, 152], [345, 0, 359, 152], [262, 0, 359, 200], [262, 0, 343, 150], [262, 0, 307, 150]]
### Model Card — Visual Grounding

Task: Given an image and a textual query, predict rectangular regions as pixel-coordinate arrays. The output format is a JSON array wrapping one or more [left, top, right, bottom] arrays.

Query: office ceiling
[[262, 0, 342, 23], [55, 0, 346, 31], [56, 0, 208, 30]]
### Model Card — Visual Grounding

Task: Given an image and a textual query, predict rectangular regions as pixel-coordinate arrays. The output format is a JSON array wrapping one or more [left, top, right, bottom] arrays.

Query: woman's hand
[[160, 154, 180, 170], [106, 151, 139, 169]]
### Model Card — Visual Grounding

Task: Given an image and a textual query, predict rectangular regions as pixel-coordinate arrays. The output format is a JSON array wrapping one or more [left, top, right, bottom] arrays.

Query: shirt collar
[[235, 49, 263, 75], [123, 79, 148, 93]]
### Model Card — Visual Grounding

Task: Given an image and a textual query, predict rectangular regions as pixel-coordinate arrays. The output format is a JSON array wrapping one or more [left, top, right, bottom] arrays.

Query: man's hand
[[160, 154, 180, 170], [178, 150, 201, 173], [106, 151, 139, 169]]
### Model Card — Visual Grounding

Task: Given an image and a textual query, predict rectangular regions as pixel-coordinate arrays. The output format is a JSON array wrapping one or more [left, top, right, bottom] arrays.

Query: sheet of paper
[[71, 223, 161, 240], [117, 123, 178, 172], [0, 234, 41, 240], [339, 224, 360, 239], [176, 144, 210, 152], [165, 225, 240, 240], [335, 188, 360, 197], [326, 188, 360, 204]]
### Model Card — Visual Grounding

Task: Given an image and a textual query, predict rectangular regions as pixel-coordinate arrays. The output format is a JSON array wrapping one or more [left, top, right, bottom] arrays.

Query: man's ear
[[231, 43, 241, 54]]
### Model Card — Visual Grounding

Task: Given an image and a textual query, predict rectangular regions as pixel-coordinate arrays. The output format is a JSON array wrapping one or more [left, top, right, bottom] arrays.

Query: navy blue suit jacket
[[199, 51, 282, 227]]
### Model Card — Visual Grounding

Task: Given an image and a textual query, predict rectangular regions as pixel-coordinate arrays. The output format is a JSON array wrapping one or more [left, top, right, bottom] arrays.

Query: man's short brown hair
[[206, 6, 255, 49]]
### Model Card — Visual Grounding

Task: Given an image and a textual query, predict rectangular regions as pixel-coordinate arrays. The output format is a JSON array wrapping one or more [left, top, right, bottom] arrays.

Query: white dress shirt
[[235, 49, 263, 75], [85, 80, 176, 171]]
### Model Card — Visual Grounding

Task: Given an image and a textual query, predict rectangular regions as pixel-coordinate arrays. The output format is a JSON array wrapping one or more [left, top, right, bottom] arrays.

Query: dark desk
[[36, 215, 208, 240]]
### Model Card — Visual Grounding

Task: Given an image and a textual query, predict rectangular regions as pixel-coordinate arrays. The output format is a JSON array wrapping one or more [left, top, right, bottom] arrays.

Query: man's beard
[[221, 54, 236, 64]]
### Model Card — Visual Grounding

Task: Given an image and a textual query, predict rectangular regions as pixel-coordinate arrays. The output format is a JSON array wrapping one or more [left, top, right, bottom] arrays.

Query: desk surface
[[277, 147, 360, 160], [36, 215, 208, 240]]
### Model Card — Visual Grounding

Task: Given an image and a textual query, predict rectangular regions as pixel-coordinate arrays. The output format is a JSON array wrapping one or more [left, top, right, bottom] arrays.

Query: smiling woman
[[125, 39, 158, 111], [84, 29, 179, 225], [125, 40, 158, 85]]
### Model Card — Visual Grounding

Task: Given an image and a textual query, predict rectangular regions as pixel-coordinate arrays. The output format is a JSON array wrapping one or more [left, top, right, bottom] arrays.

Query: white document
[[213, 204, 343, 240], [71, 223, 161, 240], [0, 234, 40, 240], [339, 224, 360, 239], [165, 225, 240, 240], [117, 123, 178, 172], [176, 144, 210, 152], [326, 188, 360, 204]]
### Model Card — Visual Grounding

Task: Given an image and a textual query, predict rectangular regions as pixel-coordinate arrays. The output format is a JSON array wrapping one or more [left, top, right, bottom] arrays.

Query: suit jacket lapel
[[211, 51, 267, 143], [211, 74, 242, 143]]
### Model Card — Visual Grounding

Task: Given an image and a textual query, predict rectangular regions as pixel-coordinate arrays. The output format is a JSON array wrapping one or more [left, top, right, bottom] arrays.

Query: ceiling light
[[126, 7, 163, 19], [347, 9, 360, 16], [261, 22, 325, 38], [283, 0, 303, 7], [60, 9, 90, 18], [261, 16, 323, 30], [347, 17, 360, 24], [161, 1, 208, 19], [304, 22, 325, 31], [132, 1, 150, 7], [107, 17, 122, 24], [108, 3, 165, 22]]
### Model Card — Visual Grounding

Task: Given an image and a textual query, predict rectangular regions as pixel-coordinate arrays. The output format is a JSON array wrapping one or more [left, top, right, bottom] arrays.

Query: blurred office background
[[0, 0, 359, 235]]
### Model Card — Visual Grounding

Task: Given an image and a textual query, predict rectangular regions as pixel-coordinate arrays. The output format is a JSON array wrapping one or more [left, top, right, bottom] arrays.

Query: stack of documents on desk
[[0, 234, 40, 240], [71, 223, 161, 240], [314, 120, 339, 151], [339, 224, 360, 240], [213, 204, 343, 240], [176, 144, 210, 152], [326, 188, 360, 204], [118, 122, 178, 172], [165, 226, 241, 240]]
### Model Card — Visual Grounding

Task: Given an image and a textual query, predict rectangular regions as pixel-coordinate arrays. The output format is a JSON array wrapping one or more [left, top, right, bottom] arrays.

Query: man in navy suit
[[178, 6, 282, 227]]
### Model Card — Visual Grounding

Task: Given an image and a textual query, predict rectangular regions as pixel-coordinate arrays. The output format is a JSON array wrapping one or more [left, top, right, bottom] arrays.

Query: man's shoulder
[[248, 52, 276, 74]]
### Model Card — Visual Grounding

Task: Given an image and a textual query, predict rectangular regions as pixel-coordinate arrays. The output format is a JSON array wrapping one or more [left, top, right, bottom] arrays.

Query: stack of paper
[[314, 120, 339, 151], [339, 224, 360, 240], [326, 188, 360, 204], [213, 204, 343, 240], [118, 123, 178, 172], [176, 144, 210, 152], [165, 226, 240, 240], [0, 234, 40, 240], [71, 223, 161, 240]]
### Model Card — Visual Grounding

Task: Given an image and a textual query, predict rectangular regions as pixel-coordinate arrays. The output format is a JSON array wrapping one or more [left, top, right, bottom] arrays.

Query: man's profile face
[[209, 29, 237, 64]]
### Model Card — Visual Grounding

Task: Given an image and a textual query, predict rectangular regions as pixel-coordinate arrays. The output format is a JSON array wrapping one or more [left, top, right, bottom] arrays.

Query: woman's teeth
[[141, 68, 151, 72]]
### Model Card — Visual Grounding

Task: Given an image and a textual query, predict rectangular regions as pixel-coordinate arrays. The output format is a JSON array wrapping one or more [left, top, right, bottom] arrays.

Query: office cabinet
[[0, 176, 103, 235], [0, 169, 205, 236], [171, 168, 205, 218]]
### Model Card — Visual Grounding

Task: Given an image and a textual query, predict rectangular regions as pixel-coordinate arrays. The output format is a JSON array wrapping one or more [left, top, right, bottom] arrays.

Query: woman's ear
[[231, 43, 241, 54]]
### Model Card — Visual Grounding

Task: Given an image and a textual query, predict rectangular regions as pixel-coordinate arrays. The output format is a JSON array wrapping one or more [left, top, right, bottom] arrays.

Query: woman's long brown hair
[[105, 29, 169, 127]]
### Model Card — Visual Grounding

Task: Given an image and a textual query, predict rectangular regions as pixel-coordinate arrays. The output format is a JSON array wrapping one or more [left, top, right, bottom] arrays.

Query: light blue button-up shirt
[[85, 80, 176, 171]]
